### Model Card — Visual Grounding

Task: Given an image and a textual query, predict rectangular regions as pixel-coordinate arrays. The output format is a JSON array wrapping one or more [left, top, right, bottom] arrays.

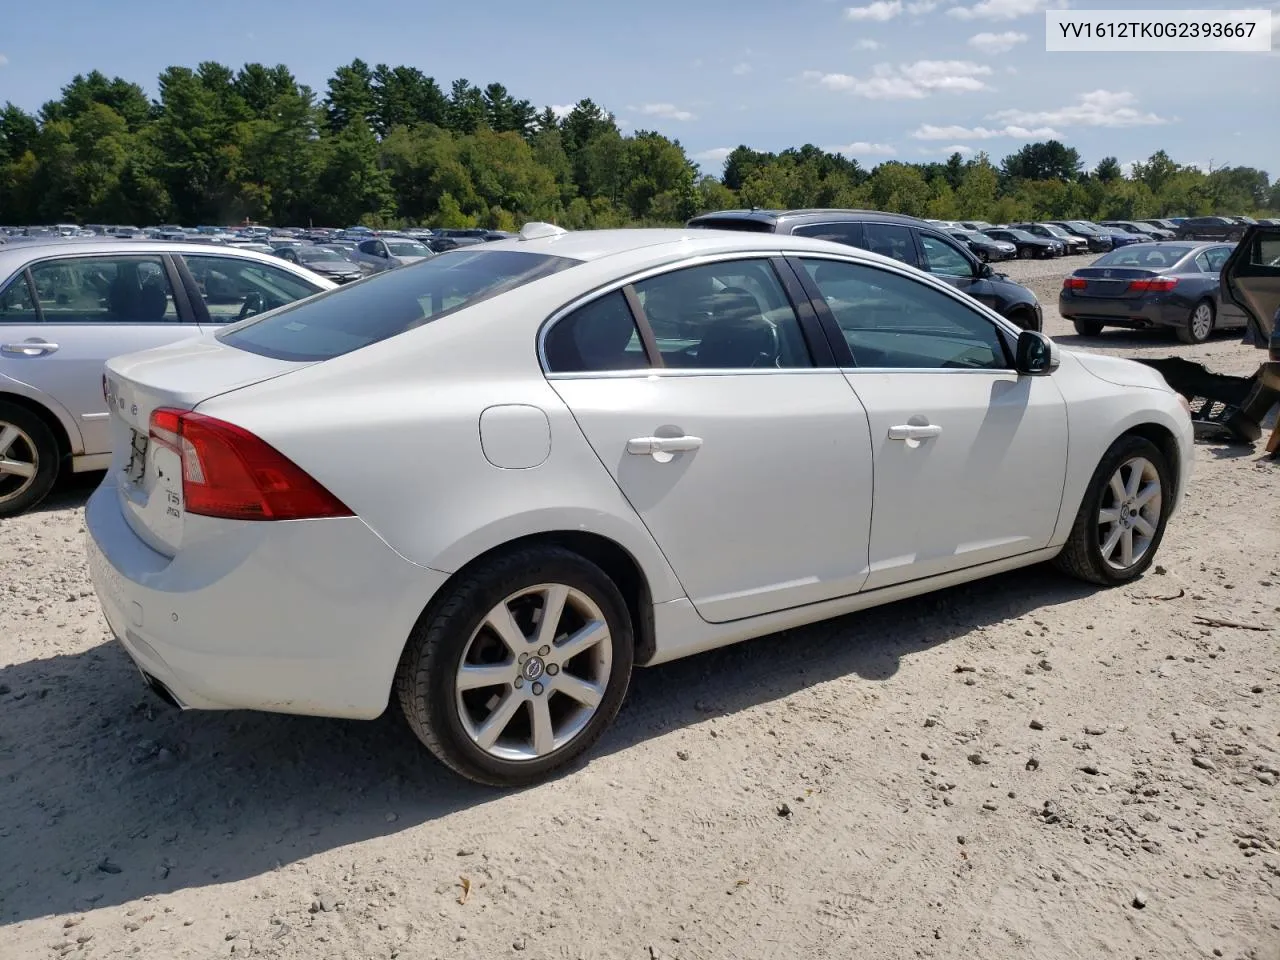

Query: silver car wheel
[[0, 421, 39, 505], [1097, 457, 1162, 571], [1190, 303, 1213, 341], [455, 584, 613, 762]]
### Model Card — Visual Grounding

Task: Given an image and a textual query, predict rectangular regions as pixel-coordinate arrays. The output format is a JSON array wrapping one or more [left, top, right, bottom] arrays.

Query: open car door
[[1223, 225, 1280, 357]]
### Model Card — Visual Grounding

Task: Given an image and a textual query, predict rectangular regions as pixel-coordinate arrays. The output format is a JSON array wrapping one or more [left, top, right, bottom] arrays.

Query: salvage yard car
[[0, 239, 335, 516], [1059, 241, 1238, 343], [86, 225, 1193, 787]]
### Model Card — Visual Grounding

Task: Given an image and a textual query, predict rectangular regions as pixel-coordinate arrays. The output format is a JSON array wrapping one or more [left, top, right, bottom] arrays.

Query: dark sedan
[[276, 243, 366, 283], [1102, 220, 1173, 241], [983, 228, 1062, 259], [1010, 223, 1089, 255], [1176, 216, 1248, 242], [1045, 220, 1116, 252], [1059, 242, 1242, 343], [947, 228, 1016, 262]]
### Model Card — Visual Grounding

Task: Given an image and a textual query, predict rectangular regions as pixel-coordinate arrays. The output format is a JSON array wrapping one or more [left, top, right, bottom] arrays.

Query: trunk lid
[[104, 334, 312, 556], [1068, 267, 1160, 299]]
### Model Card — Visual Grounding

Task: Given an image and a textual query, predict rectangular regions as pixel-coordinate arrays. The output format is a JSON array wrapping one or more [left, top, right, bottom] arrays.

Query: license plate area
[[125, 429, 149, 485]]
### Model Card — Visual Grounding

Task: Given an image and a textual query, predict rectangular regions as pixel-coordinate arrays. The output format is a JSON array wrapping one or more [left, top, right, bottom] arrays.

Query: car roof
[[478, 226, 917, 264], [689, 208, 931, 228]]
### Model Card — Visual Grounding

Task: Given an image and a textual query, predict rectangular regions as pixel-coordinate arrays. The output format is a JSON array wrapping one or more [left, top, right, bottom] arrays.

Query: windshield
[[219, 249, 581, 361], [1039, 225, 1071, 237], [387, 241, 431, 257], [1092, 245, 1195, 267], [999, 229, 1037, 241], [297, 247, 346, 263], [949, 230, 979, 241]]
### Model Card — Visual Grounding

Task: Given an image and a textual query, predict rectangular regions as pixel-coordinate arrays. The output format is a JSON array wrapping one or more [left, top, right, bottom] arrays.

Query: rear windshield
[[1093, 245, 1194, 267], [218, 249, 580, 361]]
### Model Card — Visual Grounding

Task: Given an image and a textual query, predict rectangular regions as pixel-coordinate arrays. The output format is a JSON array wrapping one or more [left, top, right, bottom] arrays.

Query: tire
[[395, 546, 634, 787], [1018, 246, 1033, 259], [1176, 299, 1215, 345], [0, 401, 60, 518], [1005, 307, 1040, 332], [1073, 320, 1104, 337], [1053, 435, 1172, 587]]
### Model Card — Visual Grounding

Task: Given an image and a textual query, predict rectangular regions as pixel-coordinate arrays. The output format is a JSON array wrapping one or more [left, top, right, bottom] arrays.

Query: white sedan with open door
[[87, 224, 1194, 786]]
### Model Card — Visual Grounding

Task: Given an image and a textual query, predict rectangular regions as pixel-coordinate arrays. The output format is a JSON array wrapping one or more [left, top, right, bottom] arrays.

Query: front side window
[[919, 234, 974, 278], [220, 249, 580, 361], [27, 256, 178, 324], [181, 255, 323, 322], [862, 223, 917, 266], [0, 273, 38, 322], [358, 240, 381, 255], [799, 258, 1008, 370], [544, 290, 647, 373], [633, 259, 811, 369]]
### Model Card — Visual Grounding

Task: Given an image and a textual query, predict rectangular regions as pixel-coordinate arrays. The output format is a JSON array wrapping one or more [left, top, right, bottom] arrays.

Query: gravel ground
[[2, 254, 1278, 960]]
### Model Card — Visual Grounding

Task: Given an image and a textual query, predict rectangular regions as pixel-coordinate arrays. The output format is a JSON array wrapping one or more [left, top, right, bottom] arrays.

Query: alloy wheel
[[0, 421, 39, 506], [1190, 303, 1213, 342], [455, 584, 613, 761], [1097, 457, 1162, 571]]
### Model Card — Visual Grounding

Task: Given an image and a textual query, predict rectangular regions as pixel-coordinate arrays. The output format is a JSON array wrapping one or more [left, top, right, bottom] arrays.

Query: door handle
[[888, 424, 942, 441], [627, 435, 703, 458], [1, 340, 59, 355]]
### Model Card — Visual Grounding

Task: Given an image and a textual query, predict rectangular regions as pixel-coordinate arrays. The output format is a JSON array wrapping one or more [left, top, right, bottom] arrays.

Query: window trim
[[916, 230, 978, 280], [19, 252, 193, 326], [0, 268, 43, 323], [538, 251, 828, 378], [786, 253, 1017, 372]]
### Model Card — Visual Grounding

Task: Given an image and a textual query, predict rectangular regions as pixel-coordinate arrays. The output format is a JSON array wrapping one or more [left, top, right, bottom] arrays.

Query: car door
[[916, 232, 999, 310], [1223, 226, 1280, 349], [793, 254, 1068, 589], [1, 252, 198, 458], [544, 257, 875, 623]]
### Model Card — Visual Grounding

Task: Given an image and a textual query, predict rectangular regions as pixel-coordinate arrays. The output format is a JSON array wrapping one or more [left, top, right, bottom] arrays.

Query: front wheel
[[1054, 435, 1172, 586], [1018, 246, 1033, 259], [1176, 300, 1214, 344], [396, 546, 634, 787]]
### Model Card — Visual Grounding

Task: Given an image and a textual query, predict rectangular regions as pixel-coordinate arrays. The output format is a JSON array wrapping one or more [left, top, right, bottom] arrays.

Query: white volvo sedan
[[87, 224, 1194, 786]]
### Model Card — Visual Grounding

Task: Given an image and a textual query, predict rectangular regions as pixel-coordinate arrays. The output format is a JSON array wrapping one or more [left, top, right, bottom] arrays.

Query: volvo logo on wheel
[[522, 657, 545, 681]]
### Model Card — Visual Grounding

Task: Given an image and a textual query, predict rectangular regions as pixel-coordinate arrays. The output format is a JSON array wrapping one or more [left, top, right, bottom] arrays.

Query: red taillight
[[149, 408, 352, 521], [1127, 277, 1177, 292], [1062, 277, 1087, 290]]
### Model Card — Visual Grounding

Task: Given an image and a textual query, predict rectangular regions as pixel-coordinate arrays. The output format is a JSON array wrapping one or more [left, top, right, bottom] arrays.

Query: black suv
[[688, 209, 1043, 330], [1177, 216, 1248, 242]]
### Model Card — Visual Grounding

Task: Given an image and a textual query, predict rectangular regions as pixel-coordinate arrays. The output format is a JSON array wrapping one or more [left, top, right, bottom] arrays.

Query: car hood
[[1067, 349, 1176, 392], [309, 262, 361, 275]]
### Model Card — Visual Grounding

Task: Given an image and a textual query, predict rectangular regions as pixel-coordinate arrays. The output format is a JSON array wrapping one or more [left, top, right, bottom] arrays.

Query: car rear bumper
[[85, 477, 446, 719], [1058, 295, 1185, 329]]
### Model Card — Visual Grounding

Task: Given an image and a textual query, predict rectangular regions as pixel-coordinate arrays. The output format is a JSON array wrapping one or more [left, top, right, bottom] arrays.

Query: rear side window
[[27, 256, 179, 324], [0, 273, 38, 321], [544, 291, 648, 373], [862, 223, 917, 267], [220, 249, 580, 361]]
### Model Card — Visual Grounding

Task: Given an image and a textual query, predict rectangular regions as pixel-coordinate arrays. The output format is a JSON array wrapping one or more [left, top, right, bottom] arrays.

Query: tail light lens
[[149, 408, 352, 521], [1127, 277, 1177, 292], [1062, 277, 1087, 290]]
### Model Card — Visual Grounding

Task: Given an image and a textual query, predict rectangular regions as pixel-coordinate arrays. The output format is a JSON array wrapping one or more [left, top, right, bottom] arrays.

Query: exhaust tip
[[141, 671, 184, 710]]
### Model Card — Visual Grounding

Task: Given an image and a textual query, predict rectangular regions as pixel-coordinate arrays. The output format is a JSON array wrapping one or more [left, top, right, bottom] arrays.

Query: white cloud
[[845, 1, 903, 20], [906, 0, 940, 12], [549, 104, 574, 119], [694, 147, 734, 165], [732, 62, 752, 75], [826, 141, 898, 156], [855, 38, 882, 50], [635, 102, 698, 121], [968, 30, 1028, 53], [912, 122, 1063, 139], [949, 0, 1060, 20], [802, 60, 992, 99], [919, 144, 977, 155], [989, 90, 1171, 129]]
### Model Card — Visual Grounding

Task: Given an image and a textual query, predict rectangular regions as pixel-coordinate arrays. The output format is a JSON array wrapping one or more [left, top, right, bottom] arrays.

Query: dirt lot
[[2, 254, 1278, 960]]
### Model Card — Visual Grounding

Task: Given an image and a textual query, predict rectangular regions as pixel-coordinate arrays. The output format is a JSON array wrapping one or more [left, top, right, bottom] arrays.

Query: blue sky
[[0, 0, 1276, 176]]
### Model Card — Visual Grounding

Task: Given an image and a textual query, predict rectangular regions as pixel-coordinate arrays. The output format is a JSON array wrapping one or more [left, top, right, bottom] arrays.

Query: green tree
[[1001, 140, 1082, 182], [325, 59, 374, 132], [1093, 157, 1122, 183]]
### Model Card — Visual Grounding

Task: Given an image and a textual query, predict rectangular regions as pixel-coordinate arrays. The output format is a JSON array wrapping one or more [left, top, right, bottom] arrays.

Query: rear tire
[[1073, 320, 1104, 337], [1054, 435, 1172, 587], [0, 401, 60, 518], [1018, 247, 1033, 259], [1176, 299, 1214, 345], [395, 546, 634, 787]]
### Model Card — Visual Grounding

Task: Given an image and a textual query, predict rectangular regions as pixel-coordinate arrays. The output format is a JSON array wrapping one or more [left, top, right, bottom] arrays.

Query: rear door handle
[[1, 340, 59, 355], [627, 435, 703, 461], [888, 424, 942, 441]]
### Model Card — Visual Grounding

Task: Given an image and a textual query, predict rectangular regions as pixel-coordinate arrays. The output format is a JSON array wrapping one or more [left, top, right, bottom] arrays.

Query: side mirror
[[978, 261, 994, 279], [1015, 329, 1059, 375]]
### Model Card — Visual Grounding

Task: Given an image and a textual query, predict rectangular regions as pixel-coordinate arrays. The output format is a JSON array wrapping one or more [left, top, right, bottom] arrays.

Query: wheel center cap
[[522, 657, 545, 682]]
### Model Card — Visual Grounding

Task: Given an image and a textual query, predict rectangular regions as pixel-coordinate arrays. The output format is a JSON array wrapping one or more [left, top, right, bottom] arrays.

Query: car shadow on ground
[[0, 564, 1092, 926], [1051, 328, 1241, 351], [30, 470, 103, 514]]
